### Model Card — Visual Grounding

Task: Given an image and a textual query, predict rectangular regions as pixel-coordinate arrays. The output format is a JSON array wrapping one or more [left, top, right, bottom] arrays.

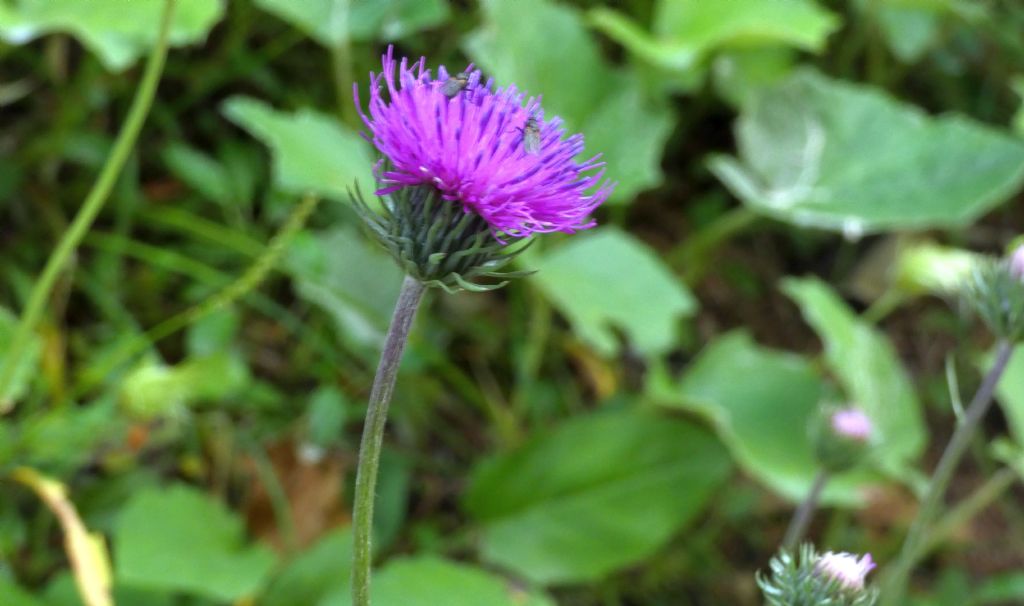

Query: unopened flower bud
[[758, 545, 879, 606], [811, 405, 874, 473], [1009, 244, 1024, 281]]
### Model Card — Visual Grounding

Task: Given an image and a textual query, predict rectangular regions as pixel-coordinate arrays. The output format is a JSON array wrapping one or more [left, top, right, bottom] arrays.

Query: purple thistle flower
[[353, 46, 613, 239]]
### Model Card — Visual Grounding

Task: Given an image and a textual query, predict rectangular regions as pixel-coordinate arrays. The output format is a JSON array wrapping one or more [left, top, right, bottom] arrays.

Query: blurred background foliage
[[3, 0, 1024, 604]]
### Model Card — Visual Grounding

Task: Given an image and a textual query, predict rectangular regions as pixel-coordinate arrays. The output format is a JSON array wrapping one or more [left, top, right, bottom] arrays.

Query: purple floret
[[354, 46, 613, 239]]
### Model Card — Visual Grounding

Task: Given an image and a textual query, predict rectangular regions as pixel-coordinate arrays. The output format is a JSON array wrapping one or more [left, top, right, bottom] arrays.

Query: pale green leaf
[[321, 556, 555, 606], [254, 0, 449, 47], [463, 408, 731, 584], [590, 0, 839, 72], [654, 330, 873, 504], [781, 277, 926, 475], [222, 97, 375, 202], [262, 528, 352, 606], [710, 70, 1024, 233], [532, 227, 697, 357], [0, 0, 224, 71], [991, 346, 1024, 447], [115, 484, 276, 601]]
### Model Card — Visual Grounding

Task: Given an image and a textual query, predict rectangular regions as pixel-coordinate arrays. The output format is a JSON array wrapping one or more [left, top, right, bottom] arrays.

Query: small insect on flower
[[440, 72, 469, 98], [521, 116, 541, 155]]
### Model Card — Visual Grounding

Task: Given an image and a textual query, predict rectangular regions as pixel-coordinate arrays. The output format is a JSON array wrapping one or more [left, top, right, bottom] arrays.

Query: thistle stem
[[0, 0, 176, 409], [882, 340, 1014, 604], [351, 275, 426, 606], [782, 469, 830, 551]]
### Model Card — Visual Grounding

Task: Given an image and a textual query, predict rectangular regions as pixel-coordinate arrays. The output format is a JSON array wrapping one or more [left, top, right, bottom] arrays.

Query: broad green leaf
[[653, 330, 871, 504], [283, 226, 403, 352], [532, 227, 697, 357], [711, 70, 1024, 233], [463, 408, 731, 585], [589, 0, 839, 72], [0, 305, 41, 411], [115, 484, 276, 601], [466, 0, 674, 202], [18, 399, 123, 475], [712, 48, 797, 108], [222, 97, 375, 202], [349, 0, 449, 41], [874, 5, 942, 62], [0, 0, 224, 71], [579, 79, 675, 204], [254, 0, 449, 47], [320, 556, 554, 606], [262, 528, 352, 606], [252, 0, 349, 46], [782, 277, 926, 476]]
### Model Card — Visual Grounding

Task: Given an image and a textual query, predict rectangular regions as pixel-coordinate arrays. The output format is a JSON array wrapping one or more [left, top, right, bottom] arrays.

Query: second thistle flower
[[352, 46, 614, 292]]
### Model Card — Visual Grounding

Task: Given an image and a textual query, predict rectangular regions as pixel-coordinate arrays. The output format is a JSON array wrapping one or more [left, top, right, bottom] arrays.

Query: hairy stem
[[782, 469, 830, 551], [351, 276, 426, 606], [882, 340, 1014, 604], [0, 0, 176, 409]]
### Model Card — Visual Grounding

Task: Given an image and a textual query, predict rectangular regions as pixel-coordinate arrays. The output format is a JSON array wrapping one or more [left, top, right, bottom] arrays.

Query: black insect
[[440, 72, 469, 98]]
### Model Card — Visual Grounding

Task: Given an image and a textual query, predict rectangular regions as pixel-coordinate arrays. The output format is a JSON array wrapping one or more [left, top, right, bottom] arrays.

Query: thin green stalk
[[669, 206, 760, 284], [882, 340, 1014, 605], [919, 466, 1017, 561], [0, 0, 176, 409], [782, 469, 830, 551], [352, 276, 426, 606]]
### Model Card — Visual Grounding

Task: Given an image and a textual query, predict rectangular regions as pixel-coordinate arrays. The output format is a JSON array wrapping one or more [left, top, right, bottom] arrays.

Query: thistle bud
[[811, 405, 874, 473], [758, 545, 879, 606], [964, 254, 1024, 342]]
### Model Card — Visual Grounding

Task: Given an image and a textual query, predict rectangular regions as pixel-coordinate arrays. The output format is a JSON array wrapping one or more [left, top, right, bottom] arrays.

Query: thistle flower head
[[830, 408, 873, 442], [816, 552, 876, 592], [758, 545, 878, 606], [355, 45, 612, 240]]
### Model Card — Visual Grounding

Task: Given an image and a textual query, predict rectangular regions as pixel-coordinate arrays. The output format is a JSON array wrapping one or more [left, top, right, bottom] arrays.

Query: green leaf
[[18, 398, 123, 475], [162, 143, 235, 207], [0, 305, 41, 410], [254, 0, 449, 47], [654, 330, 871, 504], [115, 484, 276, 601], [360, 557, 554, 606], [590, 0, 839, 72], [781, 277, 926, 476], [710, 70, 1024, 233], [466, 0, 674, 202], [463, 408, 731, 585], [532, 227, 696, 357], [222, 97, 375, 202], [283, 226, 403, 353], [119, 353, 251, 419], [349, 0, 449, 41], [262, 528, 352, 606], [0, 0, 224, 71]]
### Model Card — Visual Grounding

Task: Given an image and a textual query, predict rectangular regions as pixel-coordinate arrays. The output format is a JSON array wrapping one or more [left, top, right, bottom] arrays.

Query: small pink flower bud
[[816, 551, 876, 591], [830, 408, 873, 442], [1009, 245, 1024, 280]]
